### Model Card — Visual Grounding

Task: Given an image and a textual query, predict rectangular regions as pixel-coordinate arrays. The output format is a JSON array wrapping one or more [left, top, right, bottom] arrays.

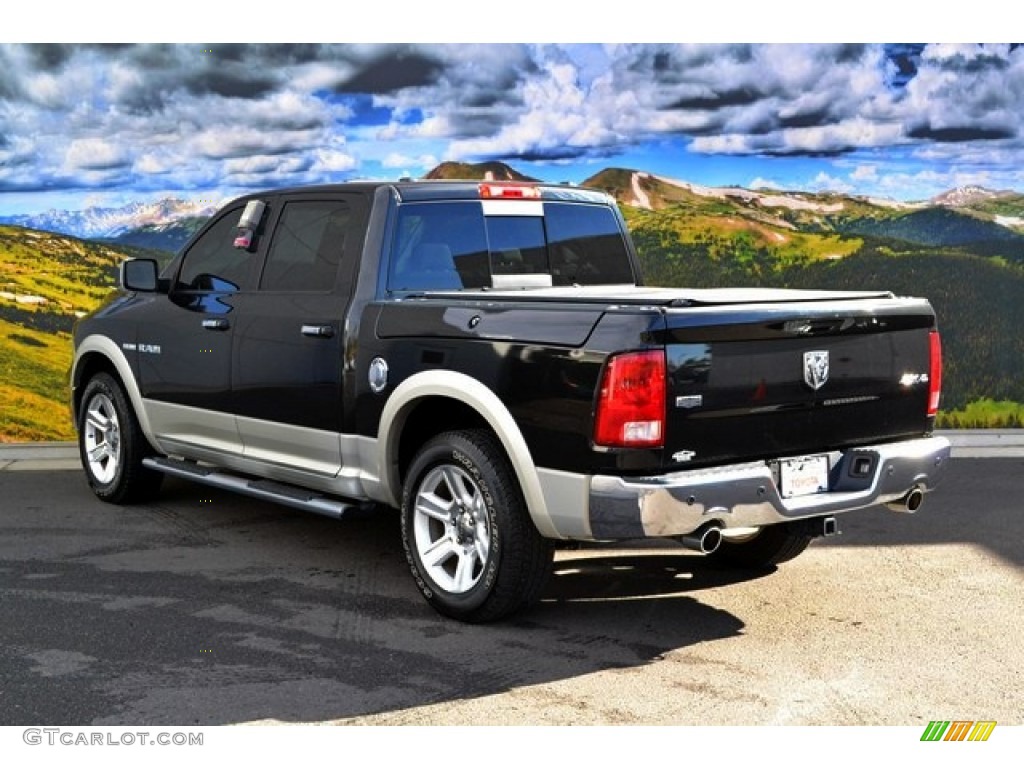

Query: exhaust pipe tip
[[679, 523, 723, 554], [701, 526, 723, 554], [887, 487, 925, 514], [905, 488, 924, 512]]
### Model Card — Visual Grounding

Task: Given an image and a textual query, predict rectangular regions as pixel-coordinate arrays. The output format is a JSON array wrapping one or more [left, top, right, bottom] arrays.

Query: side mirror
[[120, 259, 159, 292]]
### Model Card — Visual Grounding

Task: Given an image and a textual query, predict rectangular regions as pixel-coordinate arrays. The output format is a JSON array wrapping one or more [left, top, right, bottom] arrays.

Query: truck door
[[136, 203, 258, 455], [230, 194, 368, 476]]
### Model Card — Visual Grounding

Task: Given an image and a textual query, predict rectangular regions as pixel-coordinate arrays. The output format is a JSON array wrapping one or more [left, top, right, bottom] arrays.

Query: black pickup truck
[[71, 180, 950, 621]]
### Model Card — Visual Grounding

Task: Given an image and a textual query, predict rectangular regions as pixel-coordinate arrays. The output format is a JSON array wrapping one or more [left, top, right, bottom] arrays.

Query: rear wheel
[[707, 523, 812, 568], [401, 429, 553, 622], [78, 372, 162, 504]]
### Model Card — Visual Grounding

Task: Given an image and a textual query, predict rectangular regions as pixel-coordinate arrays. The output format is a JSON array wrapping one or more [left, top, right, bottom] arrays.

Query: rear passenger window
[[261, 201, 351, 291], [389, 203, 490, 291], [545, 203, 634, 285]]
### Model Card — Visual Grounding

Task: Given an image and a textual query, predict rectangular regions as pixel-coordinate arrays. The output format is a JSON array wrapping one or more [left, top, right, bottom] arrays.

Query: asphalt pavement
[[0, 439, 1020, 725]]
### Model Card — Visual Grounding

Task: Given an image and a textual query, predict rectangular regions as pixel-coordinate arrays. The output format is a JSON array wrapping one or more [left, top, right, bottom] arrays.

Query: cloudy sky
[[1, 42, 1023, 214]]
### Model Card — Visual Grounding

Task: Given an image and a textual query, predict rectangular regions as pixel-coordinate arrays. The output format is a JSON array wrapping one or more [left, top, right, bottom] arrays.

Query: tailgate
[[662, 297, 937, 468]]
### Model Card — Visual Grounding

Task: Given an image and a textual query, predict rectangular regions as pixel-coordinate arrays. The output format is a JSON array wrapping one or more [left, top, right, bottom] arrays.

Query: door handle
[[202, 318, 230, 331], [301, 324, 335, 338]]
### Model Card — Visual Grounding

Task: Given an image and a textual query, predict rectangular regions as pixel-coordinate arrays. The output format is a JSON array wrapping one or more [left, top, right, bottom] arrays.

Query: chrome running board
[[143, 456, 364, 520]]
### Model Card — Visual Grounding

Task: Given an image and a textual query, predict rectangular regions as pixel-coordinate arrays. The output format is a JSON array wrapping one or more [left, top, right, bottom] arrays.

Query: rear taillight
[[927, 329, 942, 417], [593, 350, 666, 448]]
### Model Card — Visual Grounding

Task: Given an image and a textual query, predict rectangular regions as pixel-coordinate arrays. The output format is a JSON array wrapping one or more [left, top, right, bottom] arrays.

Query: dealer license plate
[[776, 455, 830, 499]]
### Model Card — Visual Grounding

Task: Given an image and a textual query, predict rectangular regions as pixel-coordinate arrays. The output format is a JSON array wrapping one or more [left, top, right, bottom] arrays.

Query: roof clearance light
[[479, 183, 541, 200]]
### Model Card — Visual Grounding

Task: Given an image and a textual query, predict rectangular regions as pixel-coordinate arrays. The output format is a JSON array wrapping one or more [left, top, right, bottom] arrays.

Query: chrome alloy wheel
[[82, 392, 122, 485], [412, 464, 492, 594]]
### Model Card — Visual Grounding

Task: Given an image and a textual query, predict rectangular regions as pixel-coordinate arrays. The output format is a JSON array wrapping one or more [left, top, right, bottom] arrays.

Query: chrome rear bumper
[[586, 436, 951, 539]]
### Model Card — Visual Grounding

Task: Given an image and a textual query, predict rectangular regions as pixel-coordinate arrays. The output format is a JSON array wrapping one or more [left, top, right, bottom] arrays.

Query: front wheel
[[78, 372, 163, 504], [401, 429, 553, 622], [707, 523, 812, 568]]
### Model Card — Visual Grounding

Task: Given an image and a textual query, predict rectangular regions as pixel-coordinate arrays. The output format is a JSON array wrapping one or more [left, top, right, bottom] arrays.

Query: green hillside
[[950, 192, 1024, 220], [424, 161, 539, 181], [586, 168, 711, 209], [628, 208, 1024, 418], [787, 244, 1024, 410], [4, 164, 1024, 440], [593, 167, 1024, 423], [834, 207, 1024, 255], [625, 206, 863, 278], [0, 225, 128, 441], [108, 215, 208, 253], [589, 168, 1024, 257]]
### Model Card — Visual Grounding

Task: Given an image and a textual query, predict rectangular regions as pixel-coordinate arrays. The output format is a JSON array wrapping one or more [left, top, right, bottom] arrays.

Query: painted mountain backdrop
[[0, 199, 217, 254], [5, 164, 1024, 256], [2, 161, 1023, 441]]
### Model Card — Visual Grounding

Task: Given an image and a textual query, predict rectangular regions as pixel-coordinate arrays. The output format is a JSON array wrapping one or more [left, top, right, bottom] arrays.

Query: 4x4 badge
[[803, 350, 829, 390]]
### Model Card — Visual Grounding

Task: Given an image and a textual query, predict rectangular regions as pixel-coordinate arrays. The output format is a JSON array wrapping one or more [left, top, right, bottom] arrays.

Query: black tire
[[77, 372, 163, 504], [707, 522, 812, 568], [401, 429, 553, 623]]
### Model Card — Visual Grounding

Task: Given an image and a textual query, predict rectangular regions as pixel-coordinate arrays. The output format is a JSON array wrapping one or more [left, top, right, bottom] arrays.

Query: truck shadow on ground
[[0, 474, 762, 726], [8, 458, 1015, 726], [541, 550, 774, 604], [815, 458, 1023, 568]]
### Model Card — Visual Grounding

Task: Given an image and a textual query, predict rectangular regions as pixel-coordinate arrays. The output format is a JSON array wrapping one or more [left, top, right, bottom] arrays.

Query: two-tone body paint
[[71, 180, 948, 543]]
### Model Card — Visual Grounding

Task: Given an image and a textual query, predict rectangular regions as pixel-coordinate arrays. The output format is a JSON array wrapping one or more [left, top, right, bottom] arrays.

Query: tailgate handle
[[201, 318, 230, 331], [301, 324, 335, 338]]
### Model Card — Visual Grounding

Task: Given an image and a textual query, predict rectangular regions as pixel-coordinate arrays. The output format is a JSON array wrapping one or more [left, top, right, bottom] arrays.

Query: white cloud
[[133, 153, 174, 175], [382, 152, 438, 169], [191, 126, 318, 160], [310, 149, 358, 173], [64, 138, 129, 171], [407, 115, 454, 140], [690, 134, 755, 154], [749, 177, 783, 190], [851, 164, 879, 181], [3, 43, 1024, 204], [809, 172, 853, 193], [224, 155, 288, 175], [903, 44, 1023, 140], [449, 60, 620, 160]]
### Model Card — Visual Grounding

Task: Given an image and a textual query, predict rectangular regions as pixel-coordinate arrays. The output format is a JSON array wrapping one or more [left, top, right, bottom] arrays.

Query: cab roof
[[235, 180, 614, 205]]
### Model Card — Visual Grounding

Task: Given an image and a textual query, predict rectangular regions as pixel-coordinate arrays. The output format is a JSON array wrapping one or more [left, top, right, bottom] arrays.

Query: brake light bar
[[479, 183, 541, 200]]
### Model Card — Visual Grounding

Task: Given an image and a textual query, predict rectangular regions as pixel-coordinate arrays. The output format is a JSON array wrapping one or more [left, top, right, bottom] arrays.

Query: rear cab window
[[387, 199, 635, 292]]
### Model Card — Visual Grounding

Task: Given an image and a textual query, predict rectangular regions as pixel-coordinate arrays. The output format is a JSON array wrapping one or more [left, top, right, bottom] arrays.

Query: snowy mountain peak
[[0, 197, 220, 239], [931, 186, 1003, 207]]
